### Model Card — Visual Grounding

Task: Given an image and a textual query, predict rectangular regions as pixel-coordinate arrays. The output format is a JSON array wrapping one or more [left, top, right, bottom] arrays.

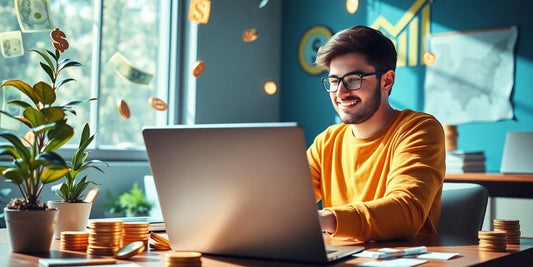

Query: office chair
[[438, 182, 489, 237]]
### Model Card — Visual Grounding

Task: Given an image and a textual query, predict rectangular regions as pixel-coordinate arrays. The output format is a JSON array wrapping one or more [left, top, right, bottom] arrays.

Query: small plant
[[119, 182, 153, 217], [0, 29, 96, 210], [103, 189, 123, 215], [52, 123, 107, 202]]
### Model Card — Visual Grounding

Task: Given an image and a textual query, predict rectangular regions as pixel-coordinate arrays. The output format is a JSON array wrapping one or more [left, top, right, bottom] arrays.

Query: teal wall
[[280, 0, 533, 172]]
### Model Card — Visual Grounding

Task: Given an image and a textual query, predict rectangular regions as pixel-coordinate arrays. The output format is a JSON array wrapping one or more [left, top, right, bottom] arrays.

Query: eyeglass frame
[[321, 70, 384, 92]]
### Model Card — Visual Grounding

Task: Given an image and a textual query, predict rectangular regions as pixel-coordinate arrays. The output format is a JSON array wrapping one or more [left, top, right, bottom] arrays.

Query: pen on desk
[[401, 246, 428, 256], [377, 246, 428, 258]]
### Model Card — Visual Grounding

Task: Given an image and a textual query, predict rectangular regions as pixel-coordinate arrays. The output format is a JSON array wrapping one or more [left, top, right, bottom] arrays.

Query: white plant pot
[[47, 201, 92, 239], [4, 207, 59, 253]]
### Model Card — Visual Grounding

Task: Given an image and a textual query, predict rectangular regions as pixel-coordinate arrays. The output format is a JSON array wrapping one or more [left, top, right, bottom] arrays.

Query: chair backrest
[[438, 182, 489, 237]]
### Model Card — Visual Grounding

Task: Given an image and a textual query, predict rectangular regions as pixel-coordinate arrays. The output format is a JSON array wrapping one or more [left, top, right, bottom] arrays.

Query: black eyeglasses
[[321, 70, 384, 92]]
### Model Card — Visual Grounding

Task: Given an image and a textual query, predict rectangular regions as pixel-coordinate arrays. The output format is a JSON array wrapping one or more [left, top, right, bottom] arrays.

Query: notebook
[[500, 131, 533, 174], [142, 123, 364, 263]]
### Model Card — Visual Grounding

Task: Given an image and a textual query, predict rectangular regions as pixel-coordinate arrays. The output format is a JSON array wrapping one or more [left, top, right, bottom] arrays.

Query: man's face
[[328, 53, 382, 125]]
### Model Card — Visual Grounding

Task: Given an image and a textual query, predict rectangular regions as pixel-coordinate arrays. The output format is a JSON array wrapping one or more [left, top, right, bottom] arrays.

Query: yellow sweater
[[307, 109, 445, 241]]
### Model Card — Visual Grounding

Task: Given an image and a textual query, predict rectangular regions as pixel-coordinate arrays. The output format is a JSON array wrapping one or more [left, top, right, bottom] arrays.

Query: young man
[[308, 25, 445, 241]]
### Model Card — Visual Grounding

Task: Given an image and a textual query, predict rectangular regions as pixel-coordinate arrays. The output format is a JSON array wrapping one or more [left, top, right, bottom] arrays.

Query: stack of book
[[445, 150, 486, 173]]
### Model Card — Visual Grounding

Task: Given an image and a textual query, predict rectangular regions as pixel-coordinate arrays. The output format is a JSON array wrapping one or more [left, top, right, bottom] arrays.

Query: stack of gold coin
[[478, 231, 507, 252], [493, 219, 521, 245], [149, 232, 172, 251], [60, 231, 89, 251], [122, 222, 150, 250], [164, 251, 202, 267], [87, 220, 124, 256]]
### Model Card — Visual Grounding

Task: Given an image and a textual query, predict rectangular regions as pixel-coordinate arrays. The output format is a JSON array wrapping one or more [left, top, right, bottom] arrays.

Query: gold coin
[[192, 60, 205, 77], [149, 242, 171, 251], [116, 99, 130, 119], [423, 51, 436, 65], [165, 251, 202, 262], [150, 232, 171, 246], [242, 28, 258, 42], [148, 97, 168, 111], [114, 241, 145, 260]]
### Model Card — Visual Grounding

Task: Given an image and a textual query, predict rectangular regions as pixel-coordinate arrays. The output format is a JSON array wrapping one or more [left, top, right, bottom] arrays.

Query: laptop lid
[[142, 123, 363, 263], [500, 132, 533, 174]]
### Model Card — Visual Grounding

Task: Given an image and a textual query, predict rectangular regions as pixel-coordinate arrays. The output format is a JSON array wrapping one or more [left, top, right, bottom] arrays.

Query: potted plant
[[48, 122, 107, 239], [119, 182, 153, 217], [0, 28, 95, 253]]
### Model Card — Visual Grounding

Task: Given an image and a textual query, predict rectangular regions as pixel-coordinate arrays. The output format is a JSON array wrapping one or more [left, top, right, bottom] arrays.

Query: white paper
[[416, 252, 460, 260], [356, 258, 428, 267]]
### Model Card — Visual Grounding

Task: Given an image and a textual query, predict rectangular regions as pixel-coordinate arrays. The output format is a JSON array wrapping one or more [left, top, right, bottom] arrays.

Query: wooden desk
[[1, 229, 532, 267], [445, 173, 533, 198]]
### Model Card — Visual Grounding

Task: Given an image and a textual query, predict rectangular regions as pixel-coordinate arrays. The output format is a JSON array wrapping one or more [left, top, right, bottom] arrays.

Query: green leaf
[[40, 168, 70, 184], [55, 78, 76, 90], [35, 151, 68, 169], [0, 110, 31, 128], [41, 107, 65, 124], [6, 100, 32, 109], [23, 107, 46, 127], [31, 49, 56, 74], [0, 132, 30, 161], [39, 62, 55, 82], [58, 58, 82, 71], [33, 82, 56, 105], [0, 146, 18, 158], [1, 168, 26, 185], [44, 123, 74, 152], [1, 80, 39, 105]]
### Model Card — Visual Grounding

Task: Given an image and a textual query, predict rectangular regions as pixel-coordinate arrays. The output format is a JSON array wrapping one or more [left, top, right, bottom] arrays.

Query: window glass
[[0, 0, 171, 155]]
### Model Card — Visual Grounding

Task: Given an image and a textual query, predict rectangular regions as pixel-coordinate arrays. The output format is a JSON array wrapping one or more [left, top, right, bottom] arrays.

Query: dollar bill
[[15, 0, 54, 33], [109, 51, 154, 85], [0, 31, 24, 58]]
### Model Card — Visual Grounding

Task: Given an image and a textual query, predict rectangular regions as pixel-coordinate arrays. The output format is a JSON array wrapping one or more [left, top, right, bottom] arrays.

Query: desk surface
[[445, 173, 533, 198], [1, 229, 532, 267], [445, 173, 533, 183]]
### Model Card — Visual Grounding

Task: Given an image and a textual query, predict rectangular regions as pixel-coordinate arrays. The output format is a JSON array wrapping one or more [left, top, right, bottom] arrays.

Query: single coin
[[192, 61, 205, 77], [423, 51, 436, 65], [242, 28, 259, 42], [148, 97, 168, 111], [165, 251, 202, 262], [115, 241, 145, 259], [117, 99, 130, 119]]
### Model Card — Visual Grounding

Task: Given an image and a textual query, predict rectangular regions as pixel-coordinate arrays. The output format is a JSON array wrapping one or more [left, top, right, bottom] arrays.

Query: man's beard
[[337, 80, 381, 125]]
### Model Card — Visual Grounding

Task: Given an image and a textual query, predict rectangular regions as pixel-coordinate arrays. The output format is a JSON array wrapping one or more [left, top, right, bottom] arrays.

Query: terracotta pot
[[47, 201, 92, 239], [4, 207, 59, 253]]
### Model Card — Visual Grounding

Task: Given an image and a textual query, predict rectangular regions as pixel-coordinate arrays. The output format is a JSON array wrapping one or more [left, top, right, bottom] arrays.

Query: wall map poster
[[424, 26, 518, 125]]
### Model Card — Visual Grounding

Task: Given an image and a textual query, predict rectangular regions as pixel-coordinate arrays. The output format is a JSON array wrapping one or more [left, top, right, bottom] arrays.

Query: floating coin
[[117, 99, 130, 119], [423, 51, 436, 65], [192, 60, 205, 77], [242, 28, 258, 42], [148, 97, 168, 111]]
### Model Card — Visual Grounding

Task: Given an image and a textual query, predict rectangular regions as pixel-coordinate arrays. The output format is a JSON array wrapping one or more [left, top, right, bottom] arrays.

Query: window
[[0, 0, 178, 160]]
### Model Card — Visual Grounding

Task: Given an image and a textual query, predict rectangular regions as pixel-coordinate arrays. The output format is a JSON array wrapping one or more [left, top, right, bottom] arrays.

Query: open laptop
[[142, 123, 364, 263], [500, 131, 533, 174]]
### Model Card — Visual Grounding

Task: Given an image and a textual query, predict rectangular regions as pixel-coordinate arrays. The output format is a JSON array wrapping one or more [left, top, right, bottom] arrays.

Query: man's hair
[[315, 25, 397, 71]]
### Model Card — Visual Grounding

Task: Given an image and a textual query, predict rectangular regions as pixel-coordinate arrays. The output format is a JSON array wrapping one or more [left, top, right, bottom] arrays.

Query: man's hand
[[318, 209, 337, 234]]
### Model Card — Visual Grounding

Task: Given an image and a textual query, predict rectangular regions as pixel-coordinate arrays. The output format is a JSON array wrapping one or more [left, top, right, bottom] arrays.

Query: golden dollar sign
[[50, 28, 69, 53], [189, 0, 210, 24]]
